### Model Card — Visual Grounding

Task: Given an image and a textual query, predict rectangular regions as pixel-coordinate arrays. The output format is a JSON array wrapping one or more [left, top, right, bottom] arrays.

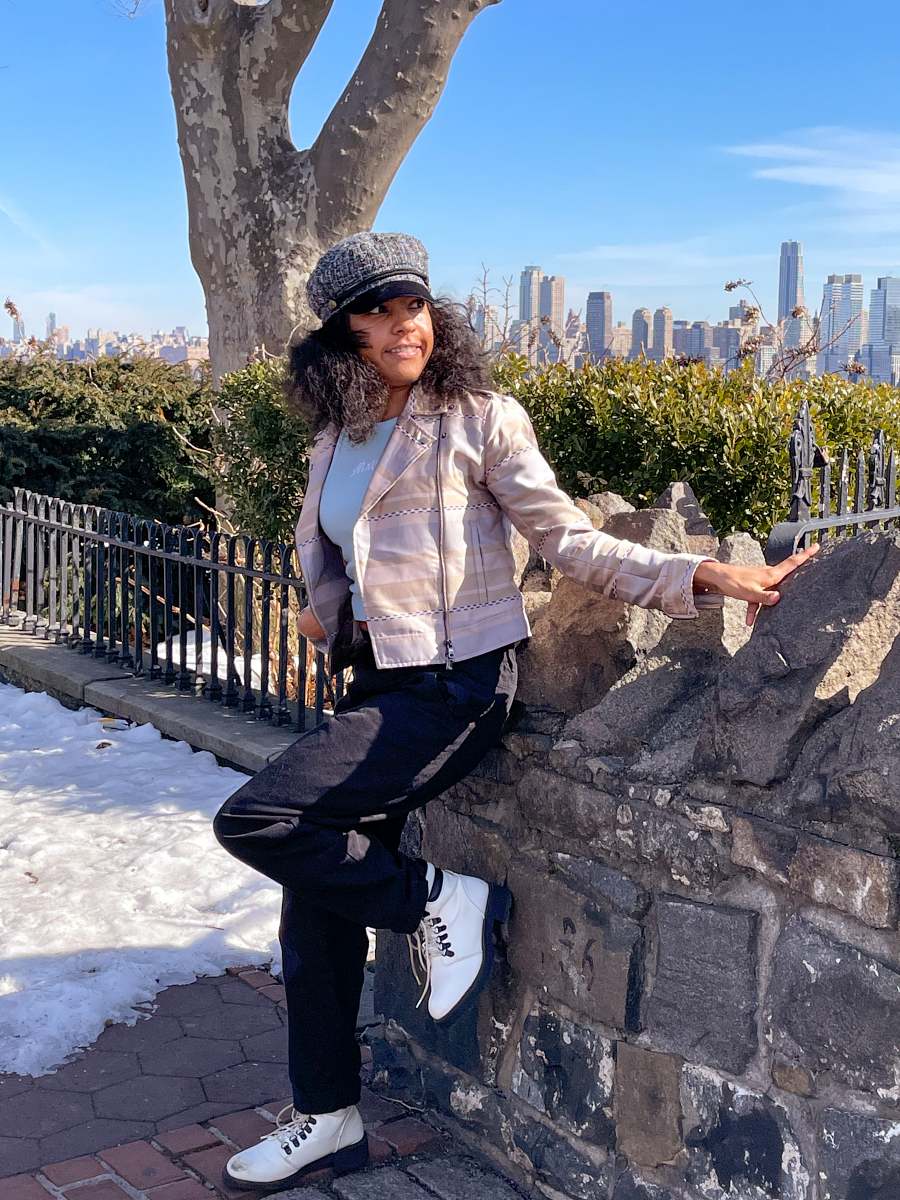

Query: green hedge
[[0, 351, 215, 524], [492, 356, 900, 539], [215, 355, 900, 544], [7, 350, 898, 544], [211, 359, 312, 544]]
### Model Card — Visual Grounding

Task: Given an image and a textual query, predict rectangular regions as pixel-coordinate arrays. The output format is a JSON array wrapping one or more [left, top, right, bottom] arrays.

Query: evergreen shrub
[[8, 350, 898, 545], [0, 351, 215, 524], [493, 356, 900, 539], [211, 358, 312, 544]]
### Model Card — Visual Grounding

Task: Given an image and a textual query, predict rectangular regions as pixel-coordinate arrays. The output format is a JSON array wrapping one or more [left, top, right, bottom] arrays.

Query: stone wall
[[370, 487, 900, 1200]]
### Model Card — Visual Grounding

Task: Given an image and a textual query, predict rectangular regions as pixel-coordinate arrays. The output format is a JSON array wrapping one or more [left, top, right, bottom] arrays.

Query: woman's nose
[[391, 311, 416, 333]]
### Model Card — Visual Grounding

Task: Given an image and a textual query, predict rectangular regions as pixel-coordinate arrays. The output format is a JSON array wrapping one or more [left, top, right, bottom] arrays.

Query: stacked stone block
[[371, 494, 900, 1200]]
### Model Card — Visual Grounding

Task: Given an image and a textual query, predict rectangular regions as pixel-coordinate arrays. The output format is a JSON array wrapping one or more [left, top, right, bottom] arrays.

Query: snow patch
[[0, 681, 284, 1076]]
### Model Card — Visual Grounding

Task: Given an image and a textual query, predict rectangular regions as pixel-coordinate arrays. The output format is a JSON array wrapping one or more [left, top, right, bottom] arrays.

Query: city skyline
[[3, 3, 900, 345], [460, 241, 899, 383], [7, 237, 899, 353]]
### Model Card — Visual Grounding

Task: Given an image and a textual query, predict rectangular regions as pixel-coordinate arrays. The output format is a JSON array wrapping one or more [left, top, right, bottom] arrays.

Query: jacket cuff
[[662, 554, 724, 619]]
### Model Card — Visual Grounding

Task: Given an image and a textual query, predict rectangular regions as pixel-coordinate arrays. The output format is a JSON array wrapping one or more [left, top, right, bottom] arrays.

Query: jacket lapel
[[297, 382, 446, 543], [357, 412, 435, 518]]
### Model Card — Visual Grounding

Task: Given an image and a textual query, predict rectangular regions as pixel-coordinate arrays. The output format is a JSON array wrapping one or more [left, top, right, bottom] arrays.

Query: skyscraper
[[609, 323, 631, 358], [586, 291, 613, 361], [630, 309, 652, 359], [783, 309, 817, 380], [46, 312, 57, 338], [818, 274, 865, 375], [539, 275, 565, 338], [652, 307, 673, 360], [473, 303, 502, 350], [868, 277, 900, 346], [713, 322, 742, 373], [519, 266, 542, 324], [859, 277, 900, 383], [778, 241, 806, 324]]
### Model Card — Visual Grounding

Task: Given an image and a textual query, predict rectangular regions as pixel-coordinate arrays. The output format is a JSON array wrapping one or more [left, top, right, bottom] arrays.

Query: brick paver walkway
[[0, 967, 523, 1200]]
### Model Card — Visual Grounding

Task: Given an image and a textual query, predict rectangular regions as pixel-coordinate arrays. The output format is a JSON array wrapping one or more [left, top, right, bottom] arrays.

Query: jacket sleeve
[[481, 392, 723, 619]]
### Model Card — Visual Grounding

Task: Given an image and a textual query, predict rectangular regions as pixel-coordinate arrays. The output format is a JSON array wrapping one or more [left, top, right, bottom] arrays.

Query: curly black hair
[[284, 297, 491, 446]]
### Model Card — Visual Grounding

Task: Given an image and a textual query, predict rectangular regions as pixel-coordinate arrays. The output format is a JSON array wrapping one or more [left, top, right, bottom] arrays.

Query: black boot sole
[[432, 882, 512, 1025], [222, 1130, 370, 1192]]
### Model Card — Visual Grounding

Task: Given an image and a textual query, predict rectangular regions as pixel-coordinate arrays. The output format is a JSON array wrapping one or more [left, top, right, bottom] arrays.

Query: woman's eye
[[363, 298, 424, 316]]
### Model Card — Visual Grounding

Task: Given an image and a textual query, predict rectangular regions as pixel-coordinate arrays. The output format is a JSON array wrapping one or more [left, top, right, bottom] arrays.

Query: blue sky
[[3, 0, 900, 340]]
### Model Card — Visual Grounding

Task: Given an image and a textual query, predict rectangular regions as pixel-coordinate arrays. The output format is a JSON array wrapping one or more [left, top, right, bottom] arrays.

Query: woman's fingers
[[724, 542, 818, 629], [771, 542, 820, 583]]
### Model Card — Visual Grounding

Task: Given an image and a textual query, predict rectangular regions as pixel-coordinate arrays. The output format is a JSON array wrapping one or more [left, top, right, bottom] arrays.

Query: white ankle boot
[[406, 866, 512, 1023], [222, 1102, 368, 1191]]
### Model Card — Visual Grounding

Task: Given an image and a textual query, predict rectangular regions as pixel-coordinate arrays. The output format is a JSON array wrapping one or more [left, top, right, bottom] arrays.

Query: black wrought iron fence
[[0, 489, 347, 729], [765, 400, 900, 563]]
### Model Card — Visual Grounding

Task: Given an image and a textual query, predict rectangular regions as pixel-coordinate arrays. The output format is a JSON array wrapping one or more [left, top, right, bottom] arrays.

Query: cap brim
[[343, 280, 433, 316]]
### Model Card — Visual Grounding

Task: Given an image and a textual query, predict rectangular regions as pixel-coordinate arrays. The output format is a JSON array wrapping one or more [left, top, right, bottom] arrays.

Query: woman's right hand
[[298, 605, 327, 641]]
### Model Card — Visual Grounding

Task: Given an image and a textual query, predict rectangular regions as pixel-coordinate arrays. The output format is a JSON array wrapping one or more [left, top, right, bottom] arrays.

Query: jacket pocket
[[473, 524, 489, 604]]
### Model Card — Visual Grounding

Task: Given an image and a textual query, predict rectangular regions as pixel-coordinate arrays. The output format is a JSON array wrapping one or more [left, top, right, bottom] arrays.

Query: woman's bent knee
[[212, 805, 283, 851]]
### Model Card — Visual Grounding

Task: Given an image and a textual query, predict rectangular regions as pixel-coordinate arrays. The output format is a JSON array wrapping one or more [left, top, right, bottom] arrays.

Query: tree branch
[[246, 0, 335, 100], [165, 0, 333, 93], [309, 0, 501, 240]]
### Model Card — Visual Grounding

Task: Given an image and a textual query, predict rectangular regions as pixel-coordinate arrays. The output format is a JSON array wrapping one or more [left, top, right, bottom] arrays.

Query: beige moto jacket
[[294, 383, 721, 676]]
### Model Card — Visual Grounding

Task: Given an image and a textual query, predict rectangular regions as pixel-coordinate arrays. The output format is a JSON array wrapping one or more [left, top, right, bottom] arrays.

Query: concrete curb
[[0, 627, 322, 773]]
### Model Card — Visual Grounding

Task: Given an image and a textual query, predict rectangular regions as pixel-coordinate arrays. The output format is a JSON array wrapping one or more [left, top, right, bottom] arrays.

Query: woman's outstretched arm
[[482, 390, 817, 627], [481, 391, 720, 619]]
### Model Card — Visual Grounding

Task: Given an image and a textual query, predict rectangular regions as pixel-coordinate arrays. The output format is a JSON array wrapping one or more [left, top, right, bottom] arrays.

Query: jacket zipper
[[473, 524, 488, 604], [436, 413, 454, 670]]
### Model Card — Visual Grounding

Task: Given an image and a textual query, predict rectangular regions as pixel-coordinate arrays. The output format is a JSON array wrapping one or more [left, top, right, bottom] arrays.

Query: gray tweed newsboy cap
[[306, 231, 432, 323]]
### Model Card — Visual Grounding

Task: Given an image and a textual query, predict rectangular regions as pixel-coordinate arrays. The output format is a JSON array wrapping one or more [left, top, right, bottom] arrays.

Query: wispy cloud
[[555, 238, 770, 290], [725, 127, 900, 233], [0, 193, 62, 260]]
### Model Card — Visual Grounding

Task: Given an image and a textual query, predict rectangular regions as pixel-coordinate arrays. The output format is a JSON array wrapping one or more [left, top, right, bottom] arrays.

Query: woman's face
[[348, 295, 435, 389]]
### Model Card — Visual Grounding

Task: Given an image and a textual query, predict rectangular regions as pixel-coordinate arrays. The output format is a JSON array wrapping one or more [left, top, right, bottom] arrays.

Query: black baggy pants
[[212, 630, 519, 1113]]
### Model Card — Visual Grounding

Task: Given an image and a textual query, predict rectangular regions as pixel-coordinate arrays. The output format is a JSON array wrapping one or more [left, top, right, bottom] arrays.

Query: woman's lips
[[385, 345, 421, 358]]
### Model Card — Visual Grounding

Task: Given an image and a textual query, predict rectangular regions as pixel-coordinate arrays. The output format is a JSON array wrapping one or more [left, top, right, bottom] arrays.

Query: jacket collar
[[310, 381, 451, 454]]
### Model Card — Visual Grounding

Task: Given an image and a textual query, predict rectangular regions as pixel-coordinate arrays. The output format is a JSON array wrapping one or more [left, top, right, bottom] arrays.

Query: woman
[[213, 231, 817, 1193]]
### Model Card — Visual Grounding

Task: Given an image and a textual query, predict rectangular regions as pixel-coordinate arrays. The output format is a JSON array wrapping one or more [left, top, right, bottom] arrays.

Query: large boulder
[[517, 495, 722, 716], [694, 531, 900, 797], [650, 481, 716, 543], [555, 534, 765, 763]]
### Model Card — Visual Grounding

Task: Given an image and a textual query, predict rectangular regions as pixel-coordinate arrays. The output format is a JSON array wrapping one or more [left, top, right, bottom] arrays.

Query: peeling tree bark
[[163, 0, 500, 384]]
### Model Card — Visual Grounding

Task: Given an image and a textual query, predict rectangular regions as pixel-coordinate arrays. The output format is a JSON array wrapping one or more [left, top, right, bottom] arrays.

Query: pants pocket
[[435, 650, 508, 722]]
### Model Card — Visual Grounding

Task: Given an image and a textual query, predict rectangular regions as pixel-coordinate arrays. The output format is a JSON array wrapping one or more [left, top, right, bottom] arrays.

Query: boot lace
[[405, 913, 454, 1009], [265, 1104, 318, 1155]]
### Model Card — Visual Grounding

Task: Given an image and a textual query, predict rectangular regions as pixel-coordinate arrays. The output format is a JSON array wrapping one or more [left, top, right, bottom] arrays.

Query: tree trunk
[[163, 0, 500, 385]]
